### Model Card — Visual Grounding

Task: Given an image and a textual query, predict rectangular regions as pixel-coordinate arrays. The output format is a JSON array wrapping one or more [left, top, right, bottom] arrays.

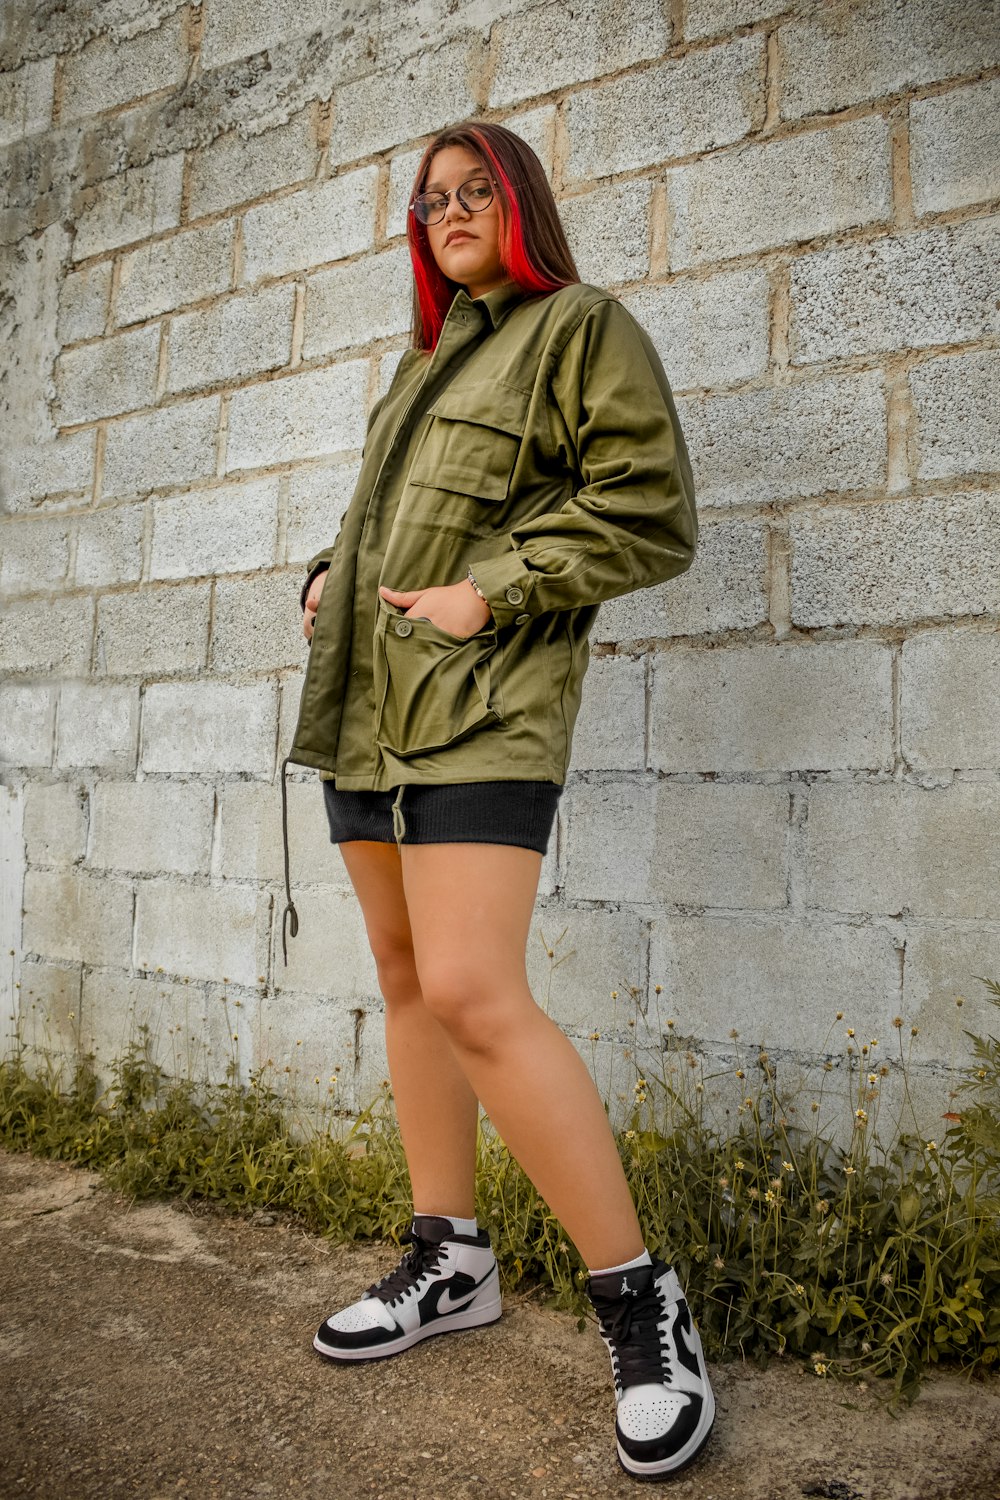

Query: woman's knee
[[416, 959, 526, 1052], [369, 930, 422, 1008]]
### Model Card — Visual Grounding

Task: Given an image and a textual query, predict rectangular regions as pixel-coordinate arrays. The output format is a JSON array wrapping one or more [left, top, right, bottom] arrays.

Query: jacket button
[[514, 613, 530, 625], [394, 619, 413, 637], [505, 586, 524, 605]]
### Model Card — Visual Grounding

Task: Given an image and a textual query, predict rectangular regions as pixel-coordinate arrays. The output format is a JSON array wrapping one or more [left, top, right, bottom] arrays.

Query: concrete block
[[23, 782, 88, 866], [902, 630, 1000, 772], [55, 323, 161, 425], [910, 351, 1000, 481], [226, 362, 368, 471], [0, 514, 72, 597], [165, 283, 295, 396], [650, 641, 893, 773], [285, 461, 360, 566], [151, 478, 279, 579], [779, 0, 1000, 121], [17, 959, 82, 1058], [0, 57, 55, 146], [23, 869, 132, 967], [805, 781, 1000, 921], [563, 777, 789, 909], [911, 78, 1000, 216], [116, 220, 236, 326], [649, 914, 902, 1054], [303, 247, 412, 357], [504, 105, 557, 179], [527, 907, 648, 1035], [594, 515, 769, 641], [790, 221, 1000, 364], [0, 431, 95, 513], [790, 493, 1000, 628], [188, 112, 319, 220], [134, 877, 266, 987], [278, 672, 306, 763], [211, 573, 303, 673], [73, 153, 185, 261], [200, 0, 336, 70], [667, 118, 891, 268], [570, 656, 646, 772], [81, 967, 235, 1084], [74, 503, 145, 589], [241, 168, 378, 283], [564, 35, 765, 180], [255, 987, 364, 1112], [60, 11, 188, 123], [0, 596, 93, 677], [57, 262, 113, 345], [901, 927, 1000, 1066], [96, 585, 210, 677], [386, 148, 425, 239], [490, 0, 669, 108], [101, 396, 220, 500], [0, 684, 55, 768], [377, 353, 406, 399], [621, 267, 770, 390], [678, 370, 886, 507], [685, 0, 790, 39], [330, 38, 476, 161], [89, 781, 214, 876], [560, 179, 652, 286], [216, 776, 352, 889], [141, 681, 277, 775], [56, 682, 139, 771], [270, 885, 379, 997]]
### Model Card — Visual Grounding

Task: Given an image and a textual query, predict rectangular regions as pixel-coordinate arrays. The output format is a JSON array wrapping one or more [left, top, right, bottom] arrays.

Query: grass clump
[[2, 975, 999, 1404]]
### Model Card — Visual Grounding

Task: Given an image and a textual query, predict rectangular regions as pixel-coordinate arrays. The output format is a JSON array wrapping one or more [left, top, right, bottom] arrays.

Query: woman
[[282, 121, 714, 1480]]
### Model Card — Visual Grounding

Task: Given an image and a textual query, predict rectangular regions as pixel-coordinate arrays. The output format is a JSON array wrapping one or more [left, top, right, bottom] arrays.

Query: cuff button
[[394, 619, 413, 637], [505, 586, 525, 605], [514, 612, 530, 625]]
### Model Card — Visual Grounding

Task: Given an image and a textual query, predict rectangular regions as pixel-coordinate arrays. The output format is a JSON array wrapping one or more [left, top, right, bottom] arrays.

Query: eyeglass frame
[[409, 175, 497, 227]]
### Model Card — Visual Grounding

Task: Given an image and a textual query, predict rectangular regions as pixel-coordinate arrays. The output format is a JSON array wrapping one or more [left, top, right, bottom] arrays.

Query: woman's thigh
[[399, 843, 543, 1017], [337, 841, 418, 999]]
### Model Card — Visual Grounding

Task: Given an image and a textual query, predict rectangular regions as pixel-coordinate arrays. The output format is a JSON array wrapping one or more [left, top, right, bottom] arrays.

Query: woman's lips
[[445, 232, 475, 245]]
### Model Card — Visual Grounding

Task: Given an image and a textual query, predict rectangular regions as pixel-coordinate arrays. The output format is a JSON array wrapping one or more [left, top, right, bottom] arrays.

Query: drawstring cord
[[280, 756, 299, 966], [391, 784, 407, 843]]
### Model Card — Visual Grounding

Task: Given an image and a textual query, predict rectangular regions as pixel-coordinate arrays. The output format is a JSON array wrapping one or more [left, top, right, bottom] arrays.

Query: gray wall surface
[[1, 0, 998, 1132]]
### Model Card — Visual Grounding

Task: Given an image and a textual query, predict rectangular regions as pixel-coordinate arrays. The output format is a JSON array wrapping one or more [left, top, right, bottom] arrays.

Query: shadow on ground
[[1, 1150, 998, 1500]]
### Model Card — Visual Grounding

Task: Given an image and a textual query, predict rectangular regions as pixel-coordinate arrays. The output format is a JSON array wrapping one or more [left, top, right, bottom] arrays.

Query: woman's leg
[[399, 842, 645, 1270], [338, 841, 479, 1219]]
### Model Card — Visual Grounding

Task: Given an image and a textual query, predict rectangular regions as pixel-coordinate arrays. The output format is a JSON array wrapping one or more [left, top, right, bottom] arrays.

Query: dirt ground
[[1, 1150, 998, 1500]]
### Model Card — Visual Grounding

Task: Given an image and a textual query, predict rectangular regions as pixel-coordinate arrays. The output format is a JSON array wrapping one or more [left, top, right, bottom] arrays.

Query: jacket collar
[[451, 280, 528, 330]]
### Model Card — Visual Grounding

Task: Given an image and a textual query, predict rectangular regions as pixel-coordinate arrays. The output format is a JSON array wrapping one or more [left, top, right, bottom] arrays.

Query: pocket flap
[[426, 380, 530, 437]]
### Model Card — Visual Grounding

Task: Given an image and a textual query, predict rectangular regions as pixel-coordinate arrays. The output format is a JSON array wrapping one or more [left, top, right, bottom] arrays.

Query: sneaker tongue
[[590, 1263, 656, 1301], [411, 1214, 455, 1243]]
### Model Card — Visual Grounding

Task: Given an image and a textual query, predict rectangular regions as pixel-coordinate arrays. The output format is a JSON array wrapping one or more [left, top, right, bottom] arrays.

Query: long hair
[[406, 121, 580, 351]]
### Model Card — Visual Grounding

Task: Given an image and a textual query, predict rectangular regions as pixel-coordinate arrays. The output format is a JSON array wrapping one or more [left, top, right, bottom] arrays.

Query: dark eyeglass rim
[[409, 176, 496, 225]]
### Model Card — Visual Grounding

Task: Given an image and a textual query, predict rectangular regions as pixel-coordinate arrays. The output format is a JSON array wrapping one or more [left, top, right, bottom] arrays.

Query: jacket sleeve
[[467, 296, 697, 629], [299, 390, 392, 610]]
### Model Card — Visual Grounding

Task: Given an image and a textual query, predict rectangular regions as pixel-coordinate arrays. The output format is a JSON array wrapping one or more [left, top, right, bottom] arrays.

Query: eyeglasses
[[410, 176, 495, 226]]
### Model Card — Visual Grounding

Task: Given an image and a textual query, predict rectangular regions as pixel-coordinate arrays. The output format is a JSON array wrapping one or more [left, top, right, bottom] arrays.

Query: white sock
[[589, 1248, 652, 1277], [414, 1211, 478, 1238]]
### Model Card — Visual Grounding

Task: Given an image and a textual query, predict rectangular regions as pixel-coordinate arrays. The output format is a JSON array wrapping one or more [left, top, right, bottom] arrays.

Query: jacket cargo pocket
[[408, 380, 530, 502], [373, 603, 503, 758]]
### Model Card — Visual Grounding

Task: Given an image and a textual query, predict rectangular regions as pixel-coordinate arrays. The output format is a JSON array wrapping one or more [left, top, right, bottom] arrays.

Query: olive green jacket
[[288, 279, 697, 790]]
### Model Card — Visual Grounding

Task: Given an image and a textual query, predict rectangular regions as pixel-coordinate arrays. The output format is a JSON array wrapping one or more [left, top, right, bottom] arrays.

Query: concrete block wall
[[1, 0, 998, 1131]]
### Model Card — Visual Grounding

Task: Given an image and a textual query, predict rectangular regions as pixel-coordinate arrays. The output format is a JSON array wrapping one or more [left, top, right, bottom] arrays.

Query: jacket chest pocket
[[373, 603, 503, 758], [407, 380, 530, 503]]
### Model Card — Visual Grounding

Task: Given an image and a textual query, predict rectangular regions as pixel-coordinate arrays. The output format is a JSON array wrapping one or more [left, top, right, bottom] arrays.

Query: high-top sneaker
[[587, 1259, 715, 1479], [313, 1215, 501, 1362]]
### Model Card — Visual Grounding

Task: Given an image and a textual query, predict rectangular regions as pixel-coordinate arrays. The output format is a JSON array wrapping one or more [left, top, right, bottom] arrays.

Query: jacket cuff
[[467, 550, 536, 630]]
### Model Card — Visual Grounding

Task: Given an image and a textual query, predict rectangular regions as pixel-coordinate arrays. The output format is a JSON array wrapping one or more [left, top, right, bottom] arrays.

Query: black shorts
[[322, 780, 562, 854]]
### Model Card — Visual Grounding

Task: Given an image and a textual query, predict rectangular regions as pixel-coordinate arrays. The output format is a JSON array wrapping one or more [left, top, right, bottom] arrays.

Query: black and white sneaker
[[313, 1214, 501, 1362], [587, 1259, 715, 1479]]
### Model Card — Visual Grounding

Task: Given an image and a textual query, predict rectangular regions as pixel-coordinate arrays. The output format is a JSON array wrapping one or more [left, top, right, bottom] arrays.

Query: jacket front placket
[[333, 296, 498, 788]]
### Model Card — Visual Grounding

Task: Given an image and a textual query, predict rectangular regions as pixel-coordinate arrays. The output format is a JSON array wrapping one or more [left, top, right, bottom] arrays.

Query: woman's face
[[421, 145, 506, 300]]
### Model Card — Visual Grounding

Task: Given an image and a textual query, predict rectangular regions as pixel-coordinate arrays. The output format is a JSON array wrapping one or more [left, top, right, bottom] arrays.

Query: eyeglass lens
[[411, 178, 494, 225]]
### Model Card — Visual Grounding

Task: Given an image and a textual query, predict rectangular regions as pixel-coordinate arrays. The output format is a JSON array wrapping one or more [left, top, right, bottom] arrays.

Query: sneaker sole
[[313, 1296, 503, 1363], [615, 1385, 716, 1480]]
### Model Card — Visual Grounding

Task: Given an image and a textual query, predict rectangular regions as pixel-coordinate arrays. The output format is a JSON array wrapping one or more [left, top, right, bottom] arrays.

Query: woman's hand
[[303, 569, 328, 642], [379, 580, 492, 639]]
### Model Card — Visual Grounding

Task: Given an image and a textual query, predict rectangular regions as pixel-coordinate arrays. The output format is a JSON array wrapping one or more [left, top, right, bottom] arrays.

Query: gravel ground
[[2, 1148, 998, 1500]]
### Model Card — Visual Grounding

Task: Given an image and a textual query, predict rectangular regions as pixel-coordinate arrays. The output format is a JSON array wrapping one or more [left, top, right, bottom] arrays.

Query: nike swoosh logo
[[437, 1285, 479, 1315]]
